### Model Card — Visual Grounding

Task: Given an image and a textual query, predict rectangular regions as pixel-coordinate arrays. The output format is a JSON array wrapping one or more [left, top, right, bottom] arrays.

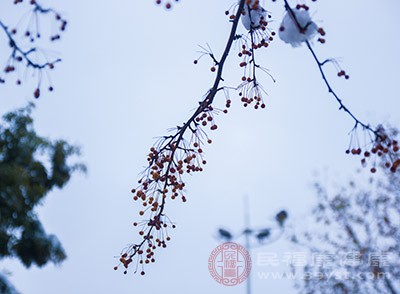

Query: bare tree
[[291, 139, 400, 293]]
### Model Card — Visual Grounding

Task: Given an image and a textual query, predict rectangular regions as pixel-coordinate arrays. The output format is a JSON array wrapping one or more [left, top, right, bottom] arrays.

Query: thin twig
[[283, 1, 379, 136], [0, 20, 61, 70], [304, 40, 376, 134]]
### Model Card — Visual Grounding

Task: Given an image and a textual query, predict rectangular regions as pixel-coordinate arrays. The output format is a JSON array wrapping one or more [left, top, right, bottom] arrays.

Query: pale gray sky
[[1, 0, 400, 293]]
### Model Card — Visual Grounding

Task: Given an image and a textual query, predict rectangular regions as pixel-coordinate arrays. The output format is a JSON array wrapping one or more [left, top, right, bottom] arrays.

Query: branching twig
[[0, 21, 61, 70], [116, 0, 248, 275], [282, 1, 378, 136], [0, 1, 67, 97], [282, 1, 399, 173], [304, 40, 376, 135]]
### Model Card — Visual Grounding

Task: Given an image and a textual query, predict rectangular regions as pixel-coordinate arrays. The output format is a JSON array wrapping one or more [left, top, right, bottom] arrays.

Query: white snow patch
[[279, 8, 317, 47], [240, 1, 267, 31]]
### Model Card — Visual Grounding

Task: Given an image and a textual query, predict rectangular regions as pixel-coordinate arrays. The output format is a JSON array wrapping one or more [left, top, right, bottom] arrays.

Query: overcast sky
[[1, 0, 400, 293]]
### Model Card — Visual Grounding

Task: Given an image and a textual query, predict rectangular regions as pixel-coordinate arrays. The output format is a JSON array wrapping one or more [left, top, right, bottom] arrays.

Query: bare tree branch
[[0, 0, 67, 97]]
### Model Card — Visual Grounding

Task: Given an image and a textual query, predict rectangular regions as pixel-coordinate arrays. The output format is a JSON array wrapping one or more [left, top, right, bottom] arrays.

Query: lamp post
[[215, 196, 288, 294]]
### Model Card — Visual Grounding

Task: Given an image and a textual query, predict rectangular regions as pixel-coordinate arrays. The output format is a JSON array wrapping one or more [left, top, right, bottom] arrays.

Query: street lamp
[[215, 197, 288, 294]]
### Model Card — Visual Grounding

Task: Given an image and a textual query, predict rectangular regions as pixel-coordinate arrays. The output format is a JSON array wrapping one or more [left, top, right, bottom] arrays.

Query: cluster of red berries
[[195, 109, 219, 131], [155, 0, 179, 10], [252, 33, 274, 49], [225, 99, 232, 112], [234, 42, 267, 109], [117, 107, 219, 274], [317, 27, 326, 44], [237, 82, 266, 109], [115, 228, 173, 275], [230, 6, 274, 48], [347, 128, 400, 173], [296, 4, 310, 11], [1, 1, 66, 98], [237, 42, 267, 70], [337, 70, 350, 80], [235, 42, 268, 110], [239, 93, 265, 109], [12, 0, 67, 43], [2, 60, 56, 98]]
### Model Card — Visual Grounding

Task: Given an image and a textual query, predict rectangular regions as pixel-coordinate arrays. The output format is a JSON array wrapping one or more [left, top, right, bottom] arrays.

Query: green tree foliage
[[0, 103, 84, 292], [0, 272, 19, 294]]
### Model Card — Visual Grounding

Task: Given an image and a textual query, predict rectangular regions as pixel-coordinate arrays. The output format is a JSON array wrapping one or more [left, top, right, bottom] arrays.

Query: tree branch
[[0, 1, 67, 97], [0, 20, 61, 71], [117, 0, 248, 275], [283, 2, 379, 137]]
